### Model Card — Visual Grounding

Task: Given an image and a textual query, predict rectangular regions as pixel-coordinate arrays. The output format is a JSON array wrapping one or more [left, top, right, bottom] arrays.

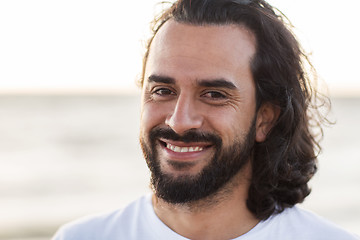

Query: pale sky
[[0, 0, 359, 96]]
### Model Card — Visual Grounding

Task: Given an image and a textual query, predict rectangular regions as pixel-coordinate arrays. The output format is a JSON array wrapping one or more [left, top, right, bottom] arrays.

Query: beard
[[140, 119, 256, 204]]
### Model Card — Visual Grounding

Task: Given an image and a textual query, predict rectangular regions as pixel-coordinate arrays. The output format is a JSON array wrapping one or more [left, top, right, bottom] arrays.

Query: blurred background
[[0, 0, 359, 239]]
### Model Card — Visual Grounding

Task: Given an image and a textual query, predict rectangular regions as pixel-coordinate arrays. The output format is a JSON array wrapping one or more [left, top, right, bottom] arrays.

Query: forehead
[[144, 20, 256, 87]]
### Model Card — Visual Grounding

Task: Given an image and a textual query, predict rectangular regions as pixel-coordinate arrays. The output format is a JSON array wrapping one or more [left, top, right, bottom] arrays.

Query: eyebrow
[[148, 75, 175, 84], [147, 74, 237, 90], [198, 79, 237, 90]]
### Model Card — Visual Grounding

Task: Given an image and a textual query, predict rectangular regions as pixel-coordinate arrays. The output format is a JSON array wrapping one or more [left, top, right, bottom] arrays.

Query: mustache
[[149, 127, 222, 145]]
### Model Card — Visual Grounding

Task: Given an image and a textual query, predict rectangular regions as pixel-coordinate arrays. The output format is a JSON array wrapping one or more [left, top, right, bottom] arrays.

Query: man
[[53, 0, 359, 239]]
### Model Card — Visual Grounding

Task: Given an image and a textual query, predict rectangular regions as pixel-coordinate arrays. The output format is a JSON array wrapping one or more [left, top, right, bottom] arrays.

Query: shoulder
[[52, 194, 152, 240], [267, 206, 359, 240]]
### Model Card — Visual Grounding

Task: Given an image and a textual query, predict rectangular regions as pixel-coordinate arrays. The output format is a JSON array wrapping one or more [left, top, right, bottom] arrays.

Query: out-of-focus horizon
[[0, 0, 360, 97]]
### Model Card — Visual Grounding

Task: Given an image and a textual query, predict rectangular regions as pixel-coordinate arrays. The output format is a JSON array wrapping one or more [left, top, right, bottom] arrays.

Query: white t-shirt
[[53, 194, 359, 240]]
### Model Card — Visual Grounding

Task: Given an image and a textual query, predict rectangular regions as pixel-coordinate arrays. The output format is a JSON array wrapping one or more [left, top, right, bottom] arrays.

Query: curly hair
[[140, 0, 330, 220]]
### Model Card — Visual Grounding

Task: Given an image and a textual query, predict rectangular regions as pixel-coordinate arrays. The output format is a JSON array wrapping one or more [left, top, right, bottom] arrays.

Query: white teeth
[[166, 143, 204, 153]]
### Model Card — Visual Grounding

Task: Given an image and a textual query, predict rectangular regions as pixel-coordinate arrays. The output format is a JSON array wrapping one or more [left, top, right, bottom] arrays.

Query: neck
[[152, 163, 259, 240]]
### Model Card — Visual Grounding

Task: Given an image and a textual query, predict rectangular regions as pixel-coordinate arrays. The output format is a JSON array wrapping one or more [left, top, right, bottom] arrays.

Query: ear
[[255, 102, 280, 142]]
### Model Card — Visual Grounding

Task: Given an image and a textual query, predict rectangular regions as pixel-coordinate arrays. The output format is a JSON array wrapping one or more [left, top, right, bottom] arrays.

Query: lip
[[158, 138, 213, 161]]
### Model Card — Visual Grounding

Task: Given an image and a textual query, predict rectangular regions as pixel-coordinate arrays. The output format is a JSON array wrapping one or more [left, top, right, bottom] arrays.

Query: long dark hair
[[140, 0, 330, 220]]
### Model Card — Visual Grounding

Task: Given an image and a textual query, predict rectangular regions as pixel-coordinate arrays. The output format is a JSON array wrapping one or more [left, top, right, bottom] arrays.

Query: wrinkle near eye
[[215, 93, 247, 111]]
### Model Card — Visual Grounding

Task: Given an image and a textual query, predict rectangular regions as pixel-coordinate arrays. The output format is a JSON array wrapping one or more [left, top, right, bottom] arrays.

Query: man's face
[[140, 21, 258, 203]]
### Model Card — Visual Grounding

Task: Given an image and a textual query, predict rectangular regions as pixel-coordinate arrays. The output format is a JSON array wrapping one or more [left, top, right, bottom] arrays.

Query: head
[[139, 0, 328, 220]]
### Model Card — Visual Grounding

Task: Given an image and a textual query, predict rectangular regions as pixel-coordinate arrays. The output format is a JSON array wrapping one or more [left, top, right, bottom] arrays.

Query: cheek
[[140, 102, 167, 133], [206, 109, 254, 144]]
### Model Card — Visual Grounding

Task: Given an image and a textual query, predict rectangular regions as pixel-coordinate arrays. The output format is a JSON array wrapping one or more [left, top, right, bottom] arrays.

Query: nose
[[165, 95, 203, 135]]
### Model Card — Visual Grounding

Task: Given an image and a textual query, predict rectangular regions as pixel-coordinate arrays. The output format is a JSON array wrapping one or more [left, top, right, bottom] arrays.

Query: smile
[[166, 143, 204, 153]]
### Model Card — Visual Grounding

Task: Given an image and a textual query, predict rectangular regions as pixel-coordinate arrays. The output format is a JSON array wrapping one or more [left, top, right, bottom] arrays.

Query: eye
[[202, 91, 227, 99], [154, 88, 175, 96]]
